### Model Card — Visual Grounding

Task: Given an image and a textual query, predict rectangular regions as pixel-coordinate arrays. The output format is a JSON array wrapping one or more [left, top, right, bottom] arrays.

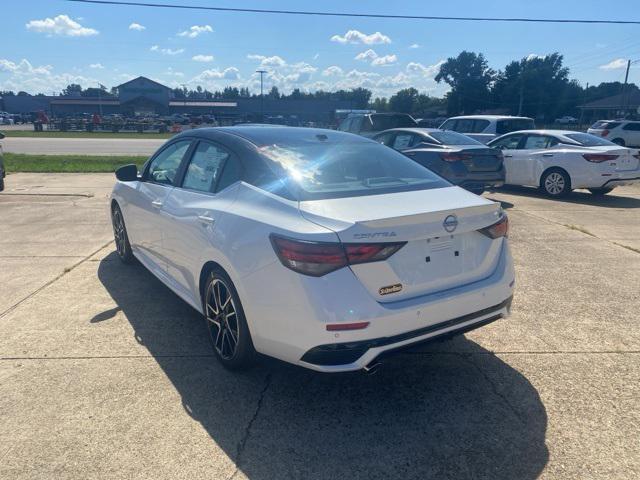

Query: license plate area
[[425, 235, 464, 268]]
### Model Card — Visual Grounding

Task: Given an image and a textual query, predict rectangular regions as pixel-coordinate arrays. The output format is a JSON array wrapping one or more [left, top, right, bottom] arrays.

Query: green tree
[[492, 53, 581, 119], [435, 51, 495, 114], [389, 88, 419, 113], [62, 83, 83, 96]]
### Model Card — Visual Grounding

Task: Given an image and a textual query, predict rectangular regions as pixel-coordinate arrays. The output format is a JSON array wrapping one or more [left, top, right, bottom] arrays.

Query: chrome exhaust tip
[[363, 362, 382, 375]]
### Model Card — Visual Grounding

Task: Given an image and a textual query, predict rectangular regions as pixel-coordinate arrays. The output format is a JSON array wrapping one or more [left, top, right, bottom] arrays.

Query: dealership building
[[1, 76, 355, 124]]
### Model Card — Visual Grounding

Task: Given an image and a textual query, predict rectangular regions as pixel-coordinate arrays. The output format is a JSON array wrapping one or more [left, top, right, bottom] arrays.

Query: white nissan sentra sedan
[[487, 130, 640, 197], [110, 127, 514, 373]]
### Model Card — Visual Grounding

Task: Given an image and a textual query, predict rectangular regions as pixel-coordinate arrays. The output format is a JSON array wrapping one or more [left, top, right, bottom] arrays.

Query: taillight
[[601, 129, 609, 137], [479, 216, 508, 239], [440, 152, 472, 162], [270, 234, 406, 277], [582, 153, 619, 163]]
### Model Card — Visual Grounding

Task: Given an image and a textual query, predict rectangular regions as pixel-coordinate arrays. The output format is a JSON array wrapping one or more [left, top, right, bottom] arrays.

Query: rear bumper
[[452, 170, 506, 190], [301, 296, 512, 369], [601, 176, 640, 188]]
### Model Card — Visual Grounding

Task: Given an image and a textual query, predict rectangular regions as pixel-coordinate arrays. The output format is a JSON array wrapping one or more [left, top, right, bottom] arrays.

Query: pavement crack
[[228, 372, 272, 480], [0, 240, 114, 320], [457, 353, 526, 426]]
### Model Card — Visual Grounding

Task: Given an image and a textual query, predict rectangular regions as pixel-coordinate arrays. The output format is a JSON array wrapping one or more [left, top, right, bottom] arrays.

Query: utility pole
[[622, 60, 632, 116], [256, 70, 266, 122]]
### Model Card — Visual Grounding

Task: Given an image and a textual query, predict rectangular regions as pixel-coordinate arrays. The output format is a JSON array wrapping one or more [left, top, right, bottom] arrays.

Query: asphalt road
[[1, 174, 639, 479], [3, 136, 165, 155]]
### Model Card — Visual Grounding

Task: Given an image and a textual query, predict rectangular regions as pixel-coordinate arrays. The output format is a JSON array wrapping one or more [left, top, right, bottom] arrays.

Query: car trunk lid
[[299, 186, 505, 302]]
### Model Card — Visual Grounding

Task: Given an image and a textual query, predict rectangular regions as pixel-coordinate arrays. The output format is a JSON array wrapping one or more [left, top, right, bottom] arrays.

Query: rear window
[[258, 139, 449, 200], [429, 130, 483, 145], [496, 118, 535, 135], [370, 114, 417, 130], [564, 133, 617, 147], [590, 121, 620, 129]]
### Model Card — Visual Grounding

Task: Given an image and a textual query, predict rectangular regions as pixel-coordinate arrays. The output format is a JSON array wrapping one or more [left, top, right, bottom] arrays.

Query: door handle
[[504, 154, 513, 158], [151, 200, 163, 208], [542, 153, 554, 157], [197, 215, 215, 225]]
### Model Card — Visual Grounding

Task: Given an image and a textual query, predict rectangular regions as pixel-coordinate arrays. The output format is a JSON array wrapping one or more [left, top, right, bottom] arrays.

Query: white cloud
[[0, 58, 97, 94], [26, 14, 98, 37], [409, 43, 420, 49], [406, 60, 445, 78], [355, 49, 378, 62], [322, 66, 343, 77], [600, 58, 627, 70], [331, 30, 391, 45], [150, 45, 184, 55], [193, 67, 240, 82], [371, 54, 397, 67], [89, 63, 104, 69], [165, 67, 184, 77], [247, 54, 286, 68], [313, 53, 320, 60], [178, 25, 213, 38], [192, 54, 214, 62], [128, 23, 146, 31], [526, 53, 546, 61], [285, 62, 317, 84]]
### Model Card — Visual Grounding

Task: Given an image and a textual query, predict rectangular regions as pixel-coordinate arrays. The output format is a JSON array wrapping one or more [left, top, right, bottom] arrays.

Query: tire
[[203, 269, 256, 370], [111, 203, 135, 264], [540, 168, 572, 197], [588, 187, 614, 196], [612, 138, 625, 146]]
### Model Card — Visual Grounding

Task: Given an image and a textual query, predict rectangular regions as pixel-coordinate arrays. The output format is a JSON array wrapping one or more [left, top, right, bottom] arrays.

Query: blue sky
[[3, 0, 640, 97]]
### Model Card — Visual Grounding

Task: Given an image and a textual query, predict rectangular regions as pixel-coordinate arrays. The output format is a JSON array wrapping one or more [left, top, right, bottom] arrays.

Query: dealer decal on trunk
[[379, 283, 403, 295]]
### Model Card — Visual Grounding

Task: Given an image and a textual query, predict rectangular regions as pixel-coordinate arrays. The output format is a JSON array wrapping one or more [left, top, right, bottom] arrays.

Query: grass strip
[[4, 153, 147, 173]]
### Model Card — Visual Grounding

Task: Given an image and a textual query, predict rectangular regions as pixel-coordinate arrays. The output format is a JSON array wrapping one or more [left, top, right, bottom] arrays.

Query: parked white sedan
[[487, 130, 640, 196], [110, 127, 515, 373]]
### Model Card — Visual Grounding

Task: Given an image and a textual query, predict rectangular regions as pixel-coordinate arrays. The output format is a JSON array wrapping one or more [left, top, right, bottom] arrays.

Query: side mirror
[[115, 164, 138, 182], [0, 132, 5, 139]]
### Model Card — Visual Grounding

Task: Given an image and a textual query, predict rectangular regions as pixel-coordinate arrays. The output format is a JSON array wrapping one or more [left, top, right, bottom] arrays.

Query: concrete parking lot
[[1, 173, 638, 479]]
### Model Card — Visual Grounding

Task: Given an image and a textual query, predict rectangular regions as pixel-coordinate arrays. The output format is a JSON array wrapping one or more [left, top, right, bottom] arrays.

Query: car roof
[[498, 129, 580, 136], [375, 127, 442, 135], [446, 115, 533, 121], [175, 126, 372, 146]]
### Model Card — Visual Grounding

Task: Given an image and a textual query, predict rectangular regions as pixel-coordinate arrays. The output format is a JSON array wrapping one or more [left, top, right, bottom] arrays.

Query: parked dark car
[[338, 113, 418, 138], [372, 128, 505, 195], [0, 131, 5, 191]]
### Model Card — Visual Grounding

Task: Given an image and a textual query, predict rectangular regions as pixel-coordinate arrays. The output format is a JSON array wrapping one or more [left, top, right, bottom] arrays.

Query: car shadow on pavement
[[497, 185, 640, 208], [97, 252, 549, 480]]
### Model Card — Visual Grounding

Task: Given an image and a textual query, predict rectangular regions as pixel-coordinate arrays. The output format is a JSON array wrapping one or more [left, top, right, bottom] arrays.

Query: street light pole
[[256, 70, 266, 122]]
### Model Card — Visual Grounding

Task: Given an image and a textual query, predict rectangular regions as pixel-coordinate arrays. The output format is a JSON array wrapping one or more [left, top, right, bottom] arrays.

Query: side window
[[216, 156, 242, 192], [472, 119, 490, 133], [491, 134, 522, 150], [392, 133, 415, 150], [147, 140, 191, 185], [351, 116, 364, 132], [455, 119, 475, 132], [441, 119, 456, 131], [182, 142, 229, 193], [623, 123, 640, 131], [338, 118, 351, 131], [522, 135, 554, 150], [376, 132, 395, 146]]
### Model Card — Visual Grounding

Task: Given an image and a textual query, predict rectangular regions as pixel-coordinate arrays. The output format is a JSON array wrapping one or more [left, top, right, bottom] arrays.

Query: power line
[[64, 0, 640, 25]]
